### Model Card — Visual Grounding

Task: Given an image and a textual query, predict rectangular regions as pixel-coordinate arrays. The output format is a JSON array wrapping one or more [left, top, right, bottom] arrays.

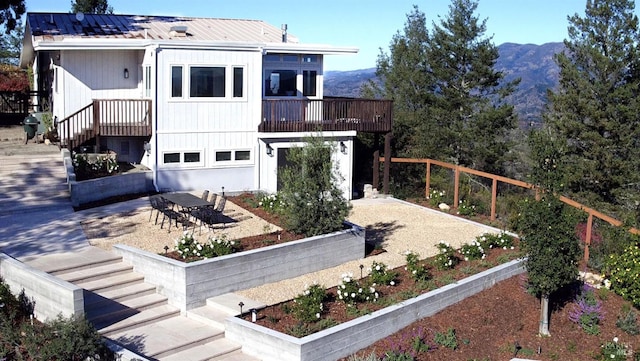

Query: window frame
[[262, 53, 322, 99], [161, 150, 205, 168], [214, 149, 253, 165], [168, 64, 247, 101]]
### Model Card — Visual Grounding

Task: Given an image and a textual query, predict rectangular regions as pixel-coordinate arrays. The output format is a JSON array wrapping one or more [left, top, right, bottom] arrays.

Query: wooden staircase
[[57, 99, 152, 150]]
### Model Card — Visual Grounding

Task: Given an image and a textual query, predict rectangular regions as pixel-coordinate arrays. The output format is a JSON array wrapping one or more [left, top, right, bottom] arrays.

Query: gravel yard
[[79, 195, 502, 305]]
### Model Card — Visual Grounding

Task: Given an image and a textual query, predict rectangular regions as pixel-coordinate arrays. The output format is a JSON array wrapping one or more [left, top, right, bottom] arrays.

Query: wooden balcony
[[58, 99, 152, 150], [259, 97, 393, 133]]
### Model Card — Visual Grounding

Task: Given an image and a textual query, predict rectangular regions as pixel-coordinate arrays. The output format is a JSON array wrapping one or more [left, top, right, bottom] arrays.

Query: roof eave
[[263, 43, 359, 55]]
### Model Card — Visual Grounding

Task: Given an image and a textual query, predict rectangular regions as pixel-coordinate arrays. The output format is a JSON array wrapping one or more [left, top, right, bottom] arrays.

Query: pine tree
[[368, 1, 518, 175], [425, 0, 518, 173], [0, 0, 25, 33], [70, 0, 113, 14], [543, 0, 640, 221]]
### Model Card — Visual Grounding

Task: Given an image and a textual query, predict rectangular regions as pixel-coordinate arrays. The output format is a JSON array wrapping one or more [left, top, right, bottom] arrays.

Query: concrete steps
[[50, 251, 258, 360]]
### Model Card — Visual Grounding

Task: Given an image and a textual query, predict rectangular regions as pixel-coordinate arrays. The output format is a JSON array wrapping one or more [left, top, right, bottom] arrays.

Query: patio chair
[[208, 193, 218, 208], [213, 196, 227, 227], [148, 196, 162, 224], [158, 197, 182, 231], [201, 189, 210, 200]]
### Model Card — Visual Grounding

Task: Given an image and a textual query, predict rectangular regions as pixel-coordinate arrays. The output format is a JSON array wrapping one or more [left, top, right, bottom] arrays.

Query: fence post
[[584, 213, 593, 264], [373, 150, 380, 190], [491, 177, 498, 221], [453, 166, 460, 210], [383, 132, 391, 195], [425, 160, 431, 199]]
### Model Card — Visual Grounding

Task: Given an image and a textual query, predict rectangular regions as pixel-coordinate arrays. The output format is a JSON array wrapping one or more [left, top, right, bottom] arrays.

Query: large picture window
[[190, 66, 225, 98], [265, 70, 297, 96], [303, 70, 317, 96]]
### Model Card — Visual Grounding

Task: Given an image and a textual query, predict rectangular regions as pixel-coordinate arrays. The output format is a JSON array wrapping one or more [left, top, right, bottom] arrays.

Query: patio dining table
[[161, 192, 214, 229]]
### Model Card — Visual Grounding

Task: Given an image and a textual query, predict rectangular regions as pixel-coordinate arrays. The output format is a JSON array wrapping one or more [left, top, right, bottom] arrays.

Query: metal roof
[[26, 12, 298, 44]]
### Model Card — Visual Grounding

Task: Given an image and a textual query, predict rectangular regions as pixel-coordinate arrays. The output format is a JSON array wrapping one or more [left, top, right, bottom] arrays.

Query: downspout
[[153, 45, 160, 192]]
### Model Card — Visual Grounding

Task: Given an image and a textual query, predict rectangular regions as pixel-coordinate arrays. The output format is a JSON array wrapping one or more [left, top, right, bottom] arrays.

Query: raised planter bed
[[113, 222, 365, 311], [224, 259, 526, 361]]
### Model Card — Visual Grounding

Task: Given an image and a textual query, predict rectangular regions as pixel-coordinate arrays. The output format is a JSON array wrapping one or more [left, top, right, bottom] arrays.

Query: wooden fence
[[378, 156, 640, 263]]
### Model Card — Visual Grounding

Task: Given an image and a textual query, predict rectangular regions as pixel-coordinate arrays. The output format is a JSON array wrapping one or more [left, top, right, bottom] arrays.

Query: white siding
[[153, 47, 263, 192], [61, 49, 143, 115]]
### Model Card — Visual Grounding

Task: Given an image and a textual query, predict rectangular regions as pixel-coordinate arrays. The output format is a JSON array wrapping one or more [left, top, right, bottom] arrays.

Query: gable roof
[[26, 12, 297, 43]]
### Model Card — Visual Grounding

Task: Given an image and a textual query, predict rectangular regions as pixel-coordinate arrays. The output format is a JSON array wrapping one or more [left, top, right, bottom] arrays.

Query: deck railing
[[259, 98, 393, 133], [58, 99, 152, 150]]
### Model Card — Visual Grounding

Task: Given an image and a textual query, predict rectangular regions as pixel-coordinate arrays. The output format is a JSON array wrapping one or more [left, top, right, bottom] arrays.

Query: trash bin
[[22, 115, 40, 144]]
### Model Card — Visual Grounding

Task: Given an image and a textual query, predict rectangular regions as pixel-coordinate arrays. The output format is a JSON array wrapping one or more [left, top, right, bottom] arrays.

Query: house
[[19, 12, 392, 199]]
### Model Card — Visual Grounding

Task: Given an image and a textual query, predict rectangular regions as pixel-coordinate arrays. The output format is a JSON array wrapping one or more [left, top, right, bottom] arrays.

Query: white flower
[[375, 265, 381, 271], [315, 313, 320, 319], [613, 337, 619, 343], [369, 287, 375, 293], [390, 281, 395, 286], [351, 293, 356, 298]]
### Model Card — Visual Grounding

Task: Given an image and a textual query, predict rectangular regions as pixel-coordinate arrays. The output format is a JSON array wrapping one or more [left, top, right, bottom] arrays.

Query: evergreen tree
[[368, 1, 518, 175], [70, 0, 113, 14], [0, 22, 22, 65], [278, 135, 352, 237], [425, 0, 518, 173], [543, 0, 640, 221], [0, 0, 25, 33]]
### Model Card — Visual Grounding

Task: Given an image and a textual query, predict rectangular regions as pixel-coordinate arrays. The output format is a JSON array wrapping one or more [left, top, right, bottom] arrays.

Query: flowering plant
[[569, 284, 603, 335], [458, 240, 486, 261], [173, 232, 237, 260], [457, 198, 477, 216], [291, 283, 327, 323], [600, 337, 628, 360], [434, 242, 459, 270], [336, 272, 378, 306], [368, 261, 397, 286], [404, 251, 430, 281], [258, 192, 286, 214], [605, 244, 640, 308], [427, 188, 447, 207], [477, 232, 515, 250]]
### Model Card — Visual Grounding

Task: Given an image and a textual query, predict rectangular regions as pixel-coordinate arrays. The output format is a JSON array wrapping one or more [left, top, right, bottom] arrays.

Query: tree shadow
[[364, 221, 405, 256]]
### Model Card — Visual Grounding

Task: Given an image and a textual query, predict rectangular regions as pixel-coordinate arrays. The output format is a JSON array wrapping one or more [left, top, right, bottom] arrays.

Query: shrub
[[457, 198, 478, 216], [291, 283, 327, 323], [616, 304, 640, 335], [336, 272, 378, 306], [605, 244, 640, 308], [368, 261, 397, 287], [427, 188, 447, 207], [258, 192, 286, 214], [404, 251, 430, 281], [477, 232, 515, 250], [459, 240, 485, 261], [173, 232, 237, 260], [600, 337, 628, 361], [278, 135, 352, 237], [433, 242, 459, 270], [73, 153, 119, 180], [434, 327, 458, 349], [569, 284, 603, 335]]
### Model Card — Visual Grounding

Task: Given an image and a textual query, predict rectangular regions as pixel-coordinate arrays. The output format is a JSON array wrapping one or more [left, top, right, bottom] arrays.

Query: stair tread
[[206, 293, 265, 316], [98, 304, 179, 335], [161, 339, 241, 361], [76, 272, 144, 291], [58, 262, 133, 283], [86, 293, 167, 315], [107, 316, 223, 357], [187, 305, 230, 327], [90, 282, 156, 301]]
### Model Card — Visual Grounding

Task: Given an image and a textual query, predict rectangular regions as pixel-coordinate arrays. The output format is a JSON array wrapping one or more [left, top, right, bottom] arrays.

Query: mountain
[[324, 42, 566, 126]]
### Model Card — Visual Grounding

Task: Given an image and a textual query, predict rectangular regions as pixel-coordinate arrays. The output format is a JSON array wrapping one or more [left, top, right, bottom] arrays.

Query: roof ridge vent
[[169, 25, 188, 37]]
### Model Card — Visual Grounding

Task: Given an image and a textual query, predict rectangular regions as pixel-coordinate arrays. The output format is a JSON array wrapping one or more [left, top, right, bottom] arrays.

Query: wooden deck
[[259, 98, 393, 133]]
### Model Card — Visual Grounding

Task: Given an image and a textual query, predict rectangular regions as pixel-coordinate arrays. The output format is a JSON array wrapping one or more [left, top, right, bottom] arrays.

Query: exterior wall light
[[124, 68, 129, 79], [266, 144, 274, 156], [340, 141, 347, 154]]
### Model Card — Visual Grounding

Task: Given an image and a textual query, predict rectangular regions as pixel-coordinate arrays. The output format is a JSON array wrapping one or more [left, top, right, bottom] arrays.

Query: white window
[[162, 150, 204, 167], [144, 66, 152, 98], [170, 65, 246, 100], [171, 66, 182, 98], [263, 53, 321, 98], [214, 149, 252, 164]]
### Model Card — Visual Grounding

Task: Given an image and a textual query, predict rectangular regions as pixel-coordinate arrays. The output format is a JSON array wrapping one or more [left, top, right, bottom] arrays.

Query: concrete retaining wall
[[62, 150, 154, 207], [114, 224, 365, 311], [225, 259, 526, 361], [0, 253, 84, 321]]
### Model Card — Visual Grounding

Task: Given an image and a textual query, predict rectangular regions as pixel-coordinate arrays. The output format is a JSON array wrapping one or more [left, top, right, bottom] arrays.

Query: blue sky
[[22, 0, 639, 71]]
